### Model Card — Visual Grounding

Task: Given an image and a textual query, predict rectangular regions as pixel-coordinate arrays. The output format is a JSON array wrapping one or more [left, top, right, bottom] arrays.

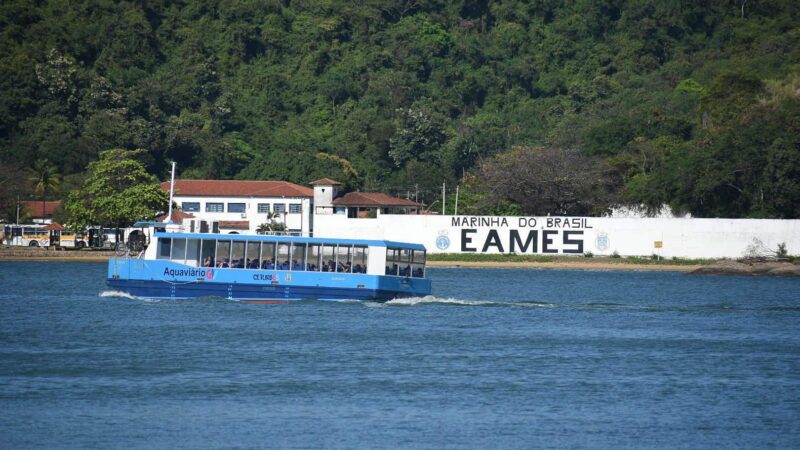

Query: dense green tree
[[63, 149, 169, 229], [1, 0, 799, 218]]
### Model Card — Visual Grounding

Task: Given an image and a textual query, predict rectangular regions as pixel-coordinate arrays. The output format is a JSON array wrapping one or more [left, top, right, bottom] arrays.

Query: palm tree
[[28, 159, 60, 222], [256, 211, 286, 234]]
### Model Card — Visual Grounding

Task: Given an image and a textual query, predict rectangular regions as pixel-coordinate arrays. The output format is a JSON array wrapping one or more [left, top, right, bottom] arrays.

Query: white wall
[[314, 214, 800, 259], [175, 195, 311, 234]]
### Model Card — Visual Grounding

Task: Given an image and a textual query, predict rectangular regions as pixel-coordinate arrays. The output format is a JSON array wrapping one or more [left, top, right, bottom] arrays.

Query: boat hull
[[107, 258, 431, 302]]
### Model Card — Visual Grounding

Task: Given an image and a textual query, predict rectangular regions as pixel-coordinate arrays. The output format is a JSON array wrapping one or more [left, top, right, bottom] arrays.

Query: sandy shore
[[0, 256, 113, 262], [427, 260, 702, 271], [0, 247, 114, 262]]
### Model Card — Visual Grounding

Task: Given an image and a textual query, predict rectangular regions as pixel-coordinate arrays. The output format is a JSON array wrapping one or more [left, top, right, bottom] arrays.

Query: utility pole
[[442, 182, 446, 215], [455, 185, 459, 216], [166, 161, 176, 223]]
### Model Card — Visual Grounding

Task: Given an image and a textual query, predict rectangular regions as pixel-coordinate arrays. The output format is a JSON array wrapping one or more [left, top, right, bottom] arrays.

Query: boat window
[[385, 247, 400, 275], [352, 246, 368, 274], [158, 238, 172, 260], [321, 244, 336, 272], [261, 242, 276, 268], [276, 242, 291, 270], [307, 244, 321, 271], [216, 240, 231, 267], [397, 248, 413, 277], [185, 239, 201, 266], [336, 245, 352, 272], [231, 241, 245, 268], [246, 241, 260, 268], [410, 249, 426, 278], [172, 238, 187, 261], [291, 243, 306, 270], [201, 239, 215, 267]]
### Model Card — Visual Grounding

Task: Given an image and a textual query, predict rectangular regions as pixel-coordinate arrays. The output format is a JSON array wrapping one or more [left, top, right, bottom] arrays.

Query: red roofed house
[[310, 179, 423, 219], [160, 180, 314, 235], [21, 200, 62, 224]]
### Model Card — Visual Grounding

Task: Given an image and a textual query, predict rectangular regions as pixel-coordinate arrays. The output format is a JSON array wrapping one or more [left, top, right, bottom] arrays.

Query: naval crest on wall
[[435, 230, 450, 250], [595, 232, 610, 251]]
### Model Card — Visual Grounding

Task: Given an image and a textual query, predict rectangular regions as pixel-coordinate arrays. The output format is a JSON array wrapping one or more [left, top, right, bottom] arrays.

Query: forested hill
[[1, 1, 799, 218]]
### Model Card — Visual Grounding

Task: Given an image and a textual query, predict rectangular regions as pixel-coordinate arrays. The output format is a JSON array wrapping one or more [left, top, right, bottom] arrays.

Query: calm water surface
[[1, 261, 799, 449]]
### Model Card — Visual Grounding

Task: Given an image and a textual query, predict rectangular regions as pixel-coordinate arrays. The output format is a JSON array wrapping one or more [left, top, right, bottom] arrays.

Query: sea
[[1, 261, 798, 449]]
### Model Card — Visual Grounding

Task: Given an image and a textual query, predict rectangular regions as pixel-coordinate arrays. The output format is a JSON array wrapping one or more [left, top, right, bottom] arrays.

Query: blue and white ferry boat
[[107, 226, 431, 303]]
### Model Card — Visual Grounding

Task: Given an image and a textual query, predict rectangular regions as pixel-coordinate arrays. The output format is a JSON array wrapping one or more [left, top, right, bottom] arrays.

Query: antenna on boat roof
[[166, 161, 176, 223]]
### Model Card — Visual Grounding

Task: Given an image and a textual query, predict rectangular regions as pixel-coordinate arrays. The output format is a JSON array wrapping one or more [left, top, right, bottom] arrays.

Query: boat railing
[[256, 230, 312, 237]]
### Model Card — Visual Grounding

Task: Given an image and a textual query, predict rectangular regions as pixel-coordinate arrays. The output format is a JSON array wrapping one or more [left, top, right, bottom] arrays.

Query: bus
[[3, 224, 50, 247], [2, 224, 87, 248]]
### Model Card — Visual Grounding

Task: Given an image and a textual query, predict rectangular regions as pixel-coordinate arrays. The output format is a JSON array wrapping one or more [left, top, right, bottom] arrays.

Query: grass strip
[[427, 253, 718, 266]]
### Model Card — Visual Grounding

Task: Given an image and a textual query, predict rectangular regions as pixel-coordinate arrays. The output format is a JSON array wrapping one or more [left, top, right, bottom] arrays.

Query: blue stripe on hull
[[107, 279, 414, 302]]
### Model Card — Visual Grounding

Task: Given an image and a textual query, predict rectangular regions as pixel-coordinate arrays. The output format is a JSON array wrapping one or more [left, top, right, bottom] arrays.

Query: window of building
[[273, 203, 286, 214], [181, 202, 200, 212], [228, 203, 246, 213], [289, 203, 302, 214], [257, 203, 270, 213], [206, 203, 224, 213]]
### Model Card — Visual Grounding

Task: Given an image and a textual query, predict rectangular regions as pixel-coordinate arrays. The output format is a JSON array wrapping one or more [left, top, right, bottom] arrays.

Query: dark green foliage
[[1, 0, 799, 218], [63, 149, 168, 229]]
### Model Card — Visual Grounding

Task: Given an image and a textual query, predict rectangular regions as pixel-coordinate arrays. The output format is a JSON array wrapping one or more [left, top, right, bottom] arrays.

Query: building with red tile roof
[[310, 179, 423, 218], [160, 179, 313, 235], [21, 200, 62, 223], [161, 180, 313, 198]]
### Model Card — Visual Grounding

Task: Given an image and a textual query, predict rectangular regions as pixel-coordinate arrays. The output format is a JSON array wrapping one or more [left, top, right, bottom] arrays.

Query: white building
[[161, 180, 314, 235], [311, 178, 423, 218]]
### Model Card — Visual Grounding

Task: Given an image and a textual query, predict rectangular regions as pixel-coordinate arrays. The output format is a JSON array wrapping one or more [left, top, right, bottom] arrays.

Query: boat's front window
[[172, 238, 187, 260], [157, 238, 172, 260]]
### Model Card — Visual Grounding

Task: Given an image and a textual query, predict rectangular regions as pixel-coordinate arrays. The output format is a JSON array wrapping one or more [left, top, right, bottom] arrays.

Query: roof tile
[[21, 200, 62, 217], [332, 192, 422, 208], [161, 180, 313, 197]]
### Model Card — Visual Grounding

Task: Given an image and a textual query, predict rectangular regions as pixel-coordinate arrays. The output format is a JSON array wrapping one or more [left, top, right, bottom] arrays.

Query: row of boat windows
[[182, 202, 302, 214], [156, 238, 426, 277]]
